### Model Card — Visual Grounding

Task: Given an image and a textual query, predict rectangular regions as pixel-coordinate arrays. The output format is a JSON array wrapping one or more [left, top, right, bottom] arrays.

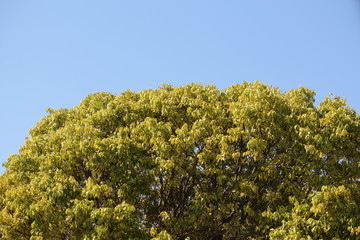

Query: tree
[[0, 82, 359, 239]]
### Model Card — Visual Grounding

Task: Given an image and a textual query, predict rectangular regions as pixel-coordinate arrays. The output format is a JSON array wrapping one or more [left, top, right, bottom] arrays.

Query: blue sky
[[1, 0, 359, 173]]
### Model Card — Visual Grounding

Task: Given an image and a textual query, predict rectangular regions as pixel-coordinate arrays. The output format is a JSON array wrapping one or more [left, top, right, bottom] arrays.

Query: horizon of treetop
[[0, 81, 359, 240]]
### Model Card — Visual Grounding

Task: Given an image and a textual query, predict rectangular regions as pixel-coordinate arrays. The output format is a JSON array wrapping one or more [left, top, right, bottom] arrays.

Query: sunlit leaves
[[270, 185, 360, 239]]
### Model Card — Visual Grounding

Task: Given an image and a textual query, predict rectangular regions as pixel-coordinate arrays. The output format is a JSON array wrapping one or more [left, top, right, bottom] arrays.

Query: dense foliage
[[1, 82, 359, 239]]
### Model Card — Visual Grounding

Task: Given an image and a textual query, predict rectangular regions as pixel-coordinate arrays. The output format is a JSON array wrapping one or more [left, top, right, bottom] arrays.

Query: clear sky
[[1, 0, 359, 173]]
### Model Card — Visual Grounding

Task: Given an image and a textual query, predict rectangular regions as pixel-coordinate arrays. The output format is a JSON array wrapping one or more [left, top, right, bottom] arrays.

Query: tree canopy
[[1, 82, 359, 239]]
